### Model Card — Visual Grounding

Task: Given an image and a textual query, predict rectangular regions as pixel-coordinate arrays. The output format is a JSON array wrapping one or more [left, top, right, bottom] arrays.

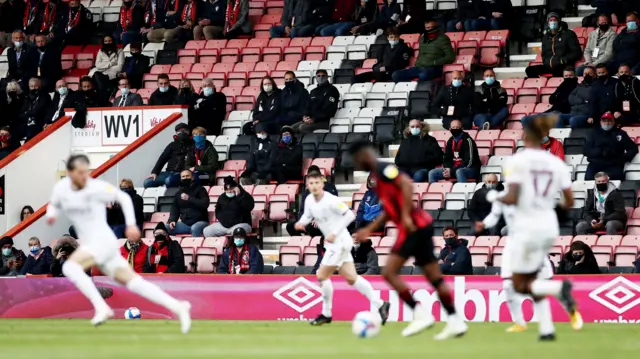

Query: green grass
[[0, 320, 637, 359]]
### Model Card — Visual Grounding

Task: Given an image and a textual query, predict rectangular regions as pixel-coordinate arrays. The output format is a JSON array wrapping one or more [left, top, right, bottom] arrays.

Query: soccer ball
[[124, 307, 141, 319], [351, 311, 382, 338]]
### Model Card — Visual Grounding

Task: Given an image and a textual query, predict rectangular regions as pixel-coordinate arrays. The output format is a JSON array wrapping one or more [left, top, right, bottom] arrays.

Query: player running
[[294, 171, 391, 326], [348, 142, 467, 340], [46, 155, 192, 333], [485, 115, 583, 340]]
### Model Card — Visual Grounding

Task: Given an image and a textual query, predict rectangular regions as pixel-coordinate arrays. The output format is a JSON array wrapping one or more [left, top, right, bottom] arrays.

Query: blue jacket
[[20, 246, 53, 275], [218, 244, 264, 274], [355, 189, 382, 227], [203, 0, 226, 26], [589, 76, 617, 120], [438, 240, 473, 275]]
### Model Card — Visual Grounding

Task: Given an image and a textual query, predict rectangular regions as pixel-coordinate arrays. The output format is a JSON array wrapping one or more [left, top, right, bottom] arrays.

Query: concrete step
[[509, 54, 537, 67], [494, 67, 527, 79]]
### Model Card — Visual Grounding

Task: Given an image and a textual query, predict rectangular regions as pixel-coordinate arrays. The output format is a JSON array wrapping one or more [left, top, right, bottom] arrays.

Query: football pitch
[[0, 320, 636, 359]]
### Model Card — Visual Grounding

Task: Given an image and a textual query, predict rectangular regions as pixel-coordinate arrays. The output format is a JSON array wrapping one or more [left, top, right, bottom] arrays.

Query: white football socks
[[126, 276, 181, 313], [534, 298, 555, 335], [531, 279, 563, 297], [62, 261, 109, 311], [320, 279, 334, 318], [504, 280, 526, 326], [353, 276, 384, 309]]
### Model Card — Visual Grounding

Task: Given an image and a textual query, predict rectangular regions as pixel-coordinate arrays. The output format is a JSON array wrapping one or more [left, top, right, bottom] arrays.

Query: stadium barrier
[[1, 275, 638, 323]]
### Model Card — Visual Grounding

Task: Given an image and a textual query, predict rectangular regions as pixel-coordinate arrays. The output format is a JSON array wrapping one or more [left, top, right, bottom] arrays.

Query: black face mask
[[619, 74, 632, 83], [572, 253, 583, 261], [60, 245, 74, 254], [598, 24, 609, 32], [37, 44, 47, 51], [563, 77, 578, 85], [597, 75, 608, 82], [177, 132, 189, 141], [445, 238, 457, 247], [450, 128, 462, 137], [120, 187, 133, 195], [8, 91, 18, 99], [596, 183, 608, 192], [154, 234, 166, 242], [285, 81, 295, 88], [102, 43, 116, 52], [583, 74, 594, 84], [181, 87, 191, 93], [181, 178, 192, 187], [29, 89, 39, 97]]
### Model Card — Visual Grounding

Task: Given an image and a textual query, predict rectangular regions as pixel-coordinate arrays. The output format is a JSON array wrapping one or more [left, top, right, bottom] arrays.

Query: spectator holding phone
[[0, 236, 26, 276]]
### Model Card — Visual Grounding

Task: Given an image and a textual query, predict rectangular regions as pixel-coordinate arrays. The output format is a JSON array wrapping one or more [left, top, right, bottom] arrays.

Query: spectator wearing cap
[[240, 123, 275, 185], [191, 78, 227, 136], [144, 123, 192, 188], [119, 42, 150, 89], [428, 119, 481, 183], [120, 238, 149, 273], [610, 12, 640, 75], [394, 119, 443, 182], [244, 76, 282, 135], [0, 126, 19, 161], [218, 228, 264, 274], [149, 74, 179, 105], [473, 68, 509, 130], [583, 112, 638, 180], [108, 179, 144, 238], [578, 14, 617, 76], [185, 126, 219, 185], [286, 165, 338, 237], [51, 236, 79, 277], [144, 223, 186, 273], [432, 71, 475, 129], [355, 174, 382, 231], [525, 13, 581, 78], [292, 70, 339, 134], [167, 170, 211, 236], [353, 26, 412, 83], [270, 125, 303, 184], [576, 171, 627, 235], [0, 236, 26, 276], [20, 237, 53, 275], [203, 177, 255, 237], [612, 64, 640, 126], [351, 238, 380, 275]]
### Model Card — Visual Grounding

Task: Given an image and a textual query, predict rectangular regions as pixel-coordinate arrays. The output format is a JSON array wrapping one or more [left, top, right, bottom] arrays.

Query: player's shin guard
[[432, 277, 455, 315], [503, 279, 526, 326], [534, 298, 555, 336], [126, 276, 181, 313], [62, 261, 109, 310], [353, 276, 383, 308], [530, 279, 562, 297], [320, 280, 334, 318]]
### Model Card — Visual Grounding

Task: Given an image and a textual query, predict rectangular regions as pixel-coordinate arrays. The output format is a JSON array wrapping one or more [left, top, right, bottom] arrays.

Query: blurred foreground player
[[46, 155, 192, 333], [349, 142, 467, 340]]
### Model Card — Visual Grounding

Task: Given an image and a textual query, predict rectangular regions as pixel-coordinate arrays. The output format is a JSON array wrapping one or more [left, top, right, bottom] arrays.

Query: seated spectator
[[144, 0, 181, 43], [60, 0, 93, 46], [75, 76, 106, 110], [473, 69, 508, 130], [352, 238, 380, 275], [7, 30, 38, 90], [447, 0, 483, 32], [149, 74, 179, 106], [113, 78, 143, 107], [34, 35, 62, 93], [612, 64, 640, 126], [119, 42, 150, 89], [479, 0, 512, 30], [293, 70, 339, 134], [120, 238, 149, 273], [203, 176, 254, 236], [190, 78, 227, 136], [19, 237, 53, 275], [270, 125, 303, 183], [350, 0, 379, 36], [392, 20, 454, 82], [21, 205, 34, 221], [394, 119, 443, 182], [609, 12, 640, 75], [175, 79, 199, 107], [438, 227, 472, 275], [0, 236, 26, 276], [576, 172, 627, 234], [167, 170, 211, 236], [428, 119, 480, 183], [51, 236, 79, 277], [355, 174, 383, 231], [521, 67, 578, 127], [541, 130, 565, 160], [108, 179, 144, 238], [581, 1, 620, 28], [270, 0, 315, 38], [353, 26, 412, 83], [163, 0, 204, 43], [0, 126, 20, 160], [286, 165, 337, 237], [193, 0, 227, 40], [433, 71, 475, 129], [469, 174, 505, 235], [525, 13, 581, 78], [0, 81, 25, 131], [185, 126, 219, 184], [144, 123, 192, 188], [144, 223, 186, 273], [222, 0, 252, 39], [114, 0, 145, 45], [396, 0, 429, 35], [46, 80, 77, 127], [361, 0, 401, 36], [0, 0, 24, 49], [584, 112, 638, 180], [577, 14, 616, 76], [277, 71, 309, 129], [20, 77, 52, 141], [90, 35, 125, 101], [243, 76, 281, 135], [240, 124, 274, 185], [557, 240, 601, 274], [218, 228, 264, 274], [589, 63, 618, 124], [315, 0, 358, 37], [558, 66, 596, 128]]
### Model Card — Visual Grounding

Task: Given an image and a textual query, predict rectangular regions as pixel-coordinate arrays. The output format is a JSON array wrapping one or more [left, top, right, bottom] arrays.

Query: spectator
[[75, 76, 106, 110], [353, 26, 412, 83], [610, 12, 640, 75], [0, 236, 26, 276], [578, 14, 616, 76], [23, 0, 41, 41], [557, 240, 601, 274], [119, 42, 150, 89], [473, 68, 509, 130], [394, 119, 443, 182], [0, 0, 25, 49], [589, 63, 618, 123], [243, 76, 281, 135], [163, 0, 204, 43], [218, 228, 264, 274], [521, 67, 578, 127], [392, 20, 454, 82], [46, 80, 77, 126], [60, 0, 93, 46], [185, 126, 219, 184], [541, 130, 565, 160], [175, 79, 199, 107], [34, 35, 62, 93], [270, 0, 315, 38], [7, 30, 38, 90], [315, 0, 358, 37], [293, 69, 339, 134], [468, 174, 505, 236], [144, 223, 186, 273], [447, 0, 483, 32], [50, 236, 78, 277], [149, 74, 179, 106], [20, 77, 52, 141], [277, 71, 309, 129], [203, 176, 254, 236], [120, 238, 148, 273], [525, 13, 581, 78], [612, 64, 640, 126], [396, 0, 429, 35], [438, 227, 472, 275], [584, 112, 638, 180], [144, 123, 192, 188], [115, 0, 145, 45], [352, 238, 380, 275], [144, 0, 181, 43], [113, 78, 143, 107], [19, 237, 53, 275], [576, 172, 627, 235], [0, 81, 25, 131], [555, 66, 596, 128], [21, 205, 34, 221], [108, 179, 144, 238], [286, 165, 338, 237], [190, 78, 227, 135], [90, 35, 125, 101], [34, 0, 66, 44], [362, 0, 401, 36], [479, 0, 512, 30], [193, 0, 227, 40], [270, 125, 303, 183], [350, 0, 379, 36], [582, 1, 620, 28], [432, 71, 475, 129], [222, 0, 252, 39], [0, 126, 20, 160], [240, 123, 274, 185], [428, 119, 480, 183], [167, 170, 211, 236], [355, 174, 383, 231]]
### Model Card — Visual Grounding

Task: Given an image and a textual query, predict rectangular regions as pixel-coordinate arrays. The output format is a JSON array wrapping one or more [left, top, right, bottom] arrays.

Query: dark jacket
[[305, 83, 339, 123], [107, 189, 145, 227], [414, 33, 455, 68], [0, 141, 20, 161], [400, 0, 428, 23], [168, 183, 210, 225], [151, 138, 192, 174], [203, 0, 226, 26], [0, 92, 25, 130], [226, 0, 253, 34], [613, 76, 640, 117], [20, 90, 53, 136], [145, 0, 179, 29], [354, 0, 377, 26], [0, 247, 27, 276], [215, 185, 254, 228], [433, 84, 475, 118], [583, 126, 638, 168], [612, 28, 640, 69], [47, 89, 77, 124], [373, 38, 412, 75], [479, 0, 513, 18], [269, 138, 303, 182], [395, 131, 443, 173], [376, 0, 401, 26], [468, 182, 505, 222], [454, 0, 482, 20], [443, 131, 481, 170], [149, 85, 179, 106], [191, 91, 227, 136], [355, 188, 382, 228], [117, 3, 146, 32], [279, 80, 309, 126], [589, 76, 617, 120], [185, 140, 219, 180], [541, 25, 582, 69], [7, 44, 39, 84], [590, 0, 617, 15], [253, 89, 281, 125], [581, 183, 627, 225], [35, 2, 67, 36], [20, 246, 53, 275], [122, 53, 150, 89], [0, 0, 25, 33], [143, 239, 186, 273], [175, 0, 205, 26], [36, 45, 63, 90], [549, 77, 578, 114], [330, 0, 356, 22], [475, 82, 508, 115], [297, 182, 338, 220], [314, 0, 334, 25], [244, 137, 274, 179], [57, 5, 93, 42], [351, 240, 380, 275], [568, 80, 594, 116], [439, 239, 473, 275], [557, 249, 601, 275], [218, 244, 264, 274]]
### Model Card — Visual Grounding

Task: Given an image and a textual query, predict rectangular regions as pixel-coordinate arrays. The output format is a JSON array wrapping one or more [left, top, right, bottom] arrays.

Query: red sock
[[398, 288, 417, 309]]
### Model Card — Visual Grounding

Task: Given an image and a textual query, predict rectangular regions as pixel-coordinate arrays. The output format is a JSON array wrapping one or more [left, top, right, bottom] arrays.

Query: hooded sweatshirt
[[582, 182, 627, 224]]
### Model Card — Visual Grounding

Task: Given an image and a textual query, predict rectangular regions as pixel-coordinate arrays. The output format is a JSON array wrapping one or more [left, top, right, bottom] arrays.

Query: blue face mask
[[452, 79, 463, 87], [541, 136, 549, 144], [628, 21, 638, 31], [29, 246, 40, 255], [548, 21, 558, 30], [225, 192, 236, 198], [159, 86, 168, 93], [281, 135, 292, 144], [410, 128, 420, 136], [193, 135, 205, 148], [203, 87, 213, 96], [2, 248, 11, 256], [121, 88, 130, 95], [354, 243, 361, 250], [234, 238, 245, 247], [58, 87, 68, 96], [602, 124, 614, 131], [389, 39, 398, 46], [484, 77, 495, 85]]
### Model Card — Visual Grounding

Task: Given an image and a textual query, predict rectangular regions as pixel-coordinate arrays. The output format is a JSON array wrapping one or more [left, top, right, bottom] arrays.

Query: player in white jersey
[[46, 155, 192, 333], [294, 171, 390, 326], [485, 115, 582, 340]]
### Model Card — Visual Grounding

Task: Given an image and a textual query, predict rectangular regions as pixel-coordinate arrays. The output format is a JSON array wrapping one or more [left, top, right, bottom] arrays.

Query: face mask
[[203, 87, 213, 96], [627, 21, 638, 31], [619, 74, 632, 82], [181, 178, 192, 187], [596, 183, 608, 192], [29, 246, 40, 255], [601, 124, 614, 131], [281, 135, 292, 144], [177, 131, 189, 141], [389, 39, 398, 46], [154, 234, 166, 242], [582, 74, 594, 84], [410, 128, 420, 136], [58, 87, 68, 96], [30, 89, 39, 96], [354, 243, 361, 250], [548, 21, 558, 30], [131, 51, 141, 56], [285, 80, 295, 88], [234, 238, 245, 246], [445, 238, 457, 247], [13, 41, 22, 48], [193, 135, 205, 144], [316, 76, 327, 85], [2, 248, 11, 256], [181, 87, 191, 93], [452, 79, 463, 87], [541, 136, 549, 144], [0, 134, 9, 143], [426, 28, 438, 39], [572, 253, 583, 261], [121, 88, 130, 95], [8, 91, 17, 99], [225, 192, 236, 198], [485, 183, 496, 190], [159, 86, 169, 93], [598, 24, 609, 32], [450, 128, 462, 137], [484, 77, 495, 85], [257, 133, 267, 140], [120, 187, 133, 194], [263, 84, 273, 93]]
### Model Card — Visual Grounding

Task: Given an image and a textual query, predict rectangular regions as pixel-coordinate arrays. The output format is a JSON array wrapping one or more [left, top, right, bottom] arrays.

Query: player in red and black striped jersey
[[349, 141, 468, 340]]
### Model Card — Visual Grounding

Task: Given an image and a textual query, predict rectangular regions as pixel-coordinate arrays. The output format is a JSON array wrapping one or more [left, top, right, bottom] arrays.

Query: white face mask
[[263, 84, 273, 93], [257, 133, 267, 140]]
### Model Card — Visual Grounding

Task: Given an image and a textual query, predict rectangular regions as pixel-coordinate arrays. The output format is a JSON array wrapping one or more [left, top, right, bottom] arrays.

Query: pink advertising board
[[1, 275, 639, 323]]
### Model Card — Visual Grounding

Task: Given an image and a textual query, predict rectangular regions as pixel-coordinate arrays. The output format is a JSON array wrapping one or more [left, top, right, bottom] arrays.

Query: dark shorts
[[392, 225, 437, 266]]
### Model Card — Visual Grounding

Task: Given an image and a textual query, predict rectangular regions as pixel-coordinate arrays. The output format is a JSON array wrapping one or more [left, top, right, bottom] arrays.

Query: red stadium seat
[[469, 246, 490, 267], [205, 40, 228, 49], [428, 182, 453, 194], [445, 32, 464, 44], [241, 86, 260, 97], [303, 246, 318, 266], [220, 48, 240, 63], [275, 184, 299, 202], [290, 37, 312, 48], [253, 23, 272, 38], [178, 49, 197, 63], [501, 78, 524, 90], [170, 64, 191, 75], [486, 30, 509, 46], [227, 72, 248, 87], [268, 194, 289, 222], [523, 77, 547, 89], [492, 139, 515, 155], [255, 61, 278, 72], [279, 246, 301, 266], [478, 40, 502, 66], [310, 36, 334, 47], [304, 46, 326, 61], [510, 103, 535, 115], [283, 46, 304, 62], [573, 235, 597, 247], [248, 38, 269, 49], [475, 130, 500, 141], [212, 63, 234, 75], [268, 38, 290, 48], [499, 130, 523, 140], [241, 47, 262, 63], [597, 235, 622, 247], [463, 31, 486, 42], [515, 88, 539, 103], [227, 39, 249, 49], [262, 47, 283, 62], [546, 77, 564, 88], [150, 64, 171, 74], [248, 71, 268, 86], [456, 40, 478, 56]]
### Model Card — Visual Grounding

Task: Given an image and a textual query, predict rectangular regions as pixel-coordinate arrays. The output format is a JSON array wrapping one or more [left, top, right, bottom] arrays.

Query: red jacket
[[120, 241, 149, 274], [542, 137, 565, 160], [332, 0, 357, 22]]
